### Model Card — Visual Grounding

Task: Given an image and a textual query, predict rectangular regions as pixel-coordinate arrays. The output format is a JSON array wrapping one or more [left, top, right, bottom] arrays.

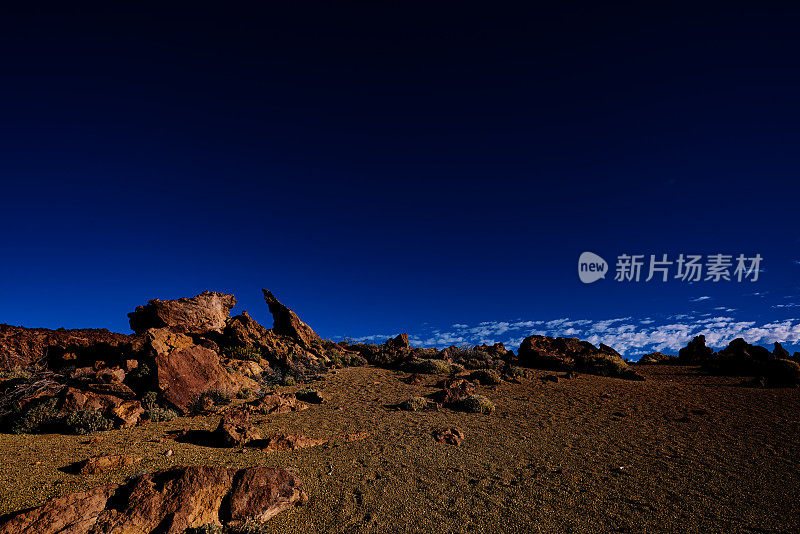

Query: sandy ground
[[1, 365, 798, 533]]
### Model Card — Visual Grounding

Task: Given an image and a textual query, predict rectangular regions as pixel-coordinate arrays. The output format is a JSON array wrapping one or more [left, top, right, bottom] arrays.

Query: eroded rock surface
[[128, 291, 236, 335]]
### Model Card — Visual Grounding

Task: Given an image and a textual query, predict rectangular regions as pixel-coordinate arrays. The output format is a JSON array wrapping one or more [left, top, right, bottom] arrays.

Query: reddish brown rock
[[386, 333, 410, 349], [146, 328, 240, 414], [128, 291, 237, 335], [0, 324, 132, 371], [59, 387, 142, 427], [434, 378, 475, 405], [77, 454, 142, 475], [248, 393, 308, 415], [0, 465, 306, 534], [215, 408, 261, 446], [0, 484, 118, 534], [433, 427, 465, 446], [260, 432, 327, 452], [227, 466, 307, 525], [262, 289, 321, 349]]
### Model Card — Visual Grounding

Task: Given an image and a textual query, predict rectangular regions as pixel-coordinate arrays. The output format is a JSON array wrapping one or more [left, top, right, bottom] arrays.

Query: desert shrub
[[205, 389, 232, 406], [282, 376, 296, 386], [228, 518, 269, 534], [63, 409, 113, 434], [578, 354, 628, 377], [456, 394, 495, 414], [126, 362, 154, 391], [184, 523, 224, 534], [469, 369, 502, 385], [0, 368, 32, 382], [765, 358, 800, 387], [141, 391, 160, 412], [449, 363, 465, 374], [227, 345, 263, 363], [399, 396, 427, 412], [236, 388, 252, 399], [146, 407, 177, 422], [408, 359, 451, 374], [9, 397, 60, 434], [504, 365, 528, 379]]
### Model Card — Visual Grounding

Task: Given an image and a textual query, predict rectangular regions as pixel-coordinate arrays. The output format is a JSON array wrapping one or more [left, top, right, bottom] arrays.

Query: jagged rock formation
[[262, 289, 321, 348], [0, 465, 305, 533]]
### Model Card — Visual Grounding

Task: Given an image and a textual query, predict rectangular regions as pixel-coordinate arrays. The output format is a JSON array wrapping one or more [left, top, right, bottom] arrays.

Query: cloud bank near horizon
[[348, 314, 800, 359]]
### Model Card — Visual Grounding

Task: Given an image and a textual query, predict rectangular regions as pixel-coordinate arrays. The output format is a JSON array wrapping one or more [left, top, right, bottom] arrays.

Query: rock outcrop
[[0, 465, 305, 534], [128, 291, 236, 335], [215, 408, 261, 446], [0, 325, 132, 371], [637, 352, 678, 365], [518, 335, 634, 379], [262, 289, 321, 349], [145, 328, 242, 414], [678, 335, 714, 364]]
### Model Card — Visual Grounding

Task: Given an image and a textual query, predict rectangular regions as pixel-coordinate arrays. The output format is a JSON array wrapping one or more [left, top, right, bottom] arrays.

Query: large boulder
[[0, 465, 306, 534], [262, 289, 321, 349], [128, 291, 236, 335], [385, 333, 410, 349], [678, 335, 714, 364], [705, 337, 773, 376], [145, 328, 241, 414]]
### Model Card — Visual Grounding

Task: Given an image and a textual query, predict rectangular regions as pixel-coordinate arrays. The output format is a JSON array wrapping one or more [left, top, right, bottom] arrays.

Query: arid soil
[[1, 364, 797, 533]]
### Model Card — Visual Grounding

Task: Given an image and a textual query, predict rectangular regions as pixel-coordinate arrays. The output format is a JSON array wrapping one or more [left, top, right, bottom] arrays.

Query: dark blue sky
[[1, 3, 799, 356]]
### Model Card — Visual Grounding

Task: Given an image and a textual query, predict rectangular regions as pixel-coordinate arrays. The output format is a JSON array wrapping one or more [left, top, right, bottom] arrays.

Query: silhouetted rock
[[705, 338, 772, 376], [262, 289, 321, 349], [0, 465, 305, 533], [678, 335, 713, 364], [386, 333, 410, 348], [128, 291, 236, 335], [518, 335, 633, 378], [773, 342, 791, 359]]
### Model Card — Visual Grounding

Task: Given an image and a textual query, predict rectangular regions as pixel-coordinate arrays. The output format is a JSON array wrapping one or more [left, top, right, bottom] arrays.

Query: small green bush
[[409, 359, 451, 374], [469, 369, 502, 385], [63, 409, 113, 435], [205, 389, 232, 406], [9, 397, 60, 434], [399, 396, 427, 412], [146, 407, 177, 422], [184, 523, 224, 534], [227, 345, 263, 362], [450, 363, 465, 374], [236, 387, 252, 399], [456, 394, 495, 414], [504, 365, 527, 378], [228, 518, 270, 534], [282, 377, 296, 386], [141, 391, 159, 412], [0, 368, 32, 382]]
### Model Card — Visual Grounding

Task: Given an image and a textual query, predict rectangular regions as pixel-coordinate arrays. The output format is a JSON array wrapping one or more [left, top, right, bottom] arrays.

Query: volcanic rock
[[433, 378, 475, 405], [260, 432, 327, 452], [0, 324, 132, 371], [433, 427, 465, 446], [77, 454, 142, 475], [0, 465, 305, 534], [262, 288, 321, 348], [128, 291, 236, 335], [215, 408, 261, 446], [145, 328, 241, 414], [386, 333, 410, 349], [678, 335, 714, 364], [248, 392, 308, 414], [773, 342, 791, 359]]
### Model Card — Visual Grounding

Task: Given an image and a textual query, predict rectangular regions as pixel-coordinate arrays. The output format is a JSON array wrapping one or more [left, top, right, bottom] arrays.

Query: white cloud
[[690, 296, 711, 302]]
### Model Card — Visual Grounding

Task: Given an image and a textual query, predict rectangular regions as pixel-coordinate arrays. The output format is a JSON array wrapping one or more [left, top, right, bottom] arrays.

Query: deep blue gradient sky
[[2, 3, 800, 357]]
